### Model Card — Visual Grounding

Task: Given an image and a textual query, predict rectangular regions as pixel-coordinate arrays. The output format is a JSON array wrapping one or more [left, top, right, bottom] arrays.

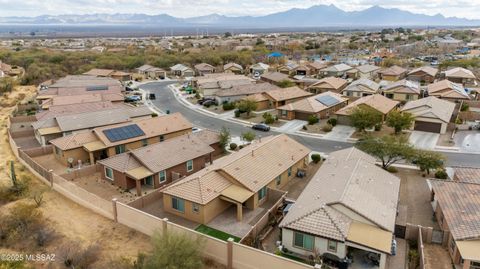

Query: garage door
[[414, 121, 442, 133], [295, 112, 313, 121]]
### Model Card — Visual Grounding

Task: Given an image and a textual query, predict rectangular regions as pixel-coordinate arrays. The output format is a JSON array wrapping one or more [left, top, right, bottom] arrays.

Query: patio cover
[[126, 166, 153, 180], [83, 141, 107, 152], [346, 221, 392, 254], [38, 126, 62, 135], [456, 240, 480, 261], [221, 185, 253, 203]]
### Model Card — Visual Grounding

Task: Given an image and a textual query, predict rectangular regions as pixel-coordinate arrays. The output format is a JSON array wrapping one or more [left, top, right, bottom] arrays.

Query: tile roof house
[[452, 167, 480, 184], [50, 113, 193, 167], [170, 64, 195, 77], [427, 80, 470, 101], [320, 63, 353, 77], [83, 68, 131, 81], [135, 64, 167, 79], [335, 94, 399, 125], [279, 147, 400, 268], [33, 105, 152, 146], [193, 73, 255, 97], [307, 77, 348, 94], [401, 96, 455, 134], [430, 180, 480, 267], [39, 93, 124, 110], [98, 131, 218, 196], [246, 86, 313, 111], [260, 71, 292, 86], [249, 63, 270, 76], [214, 82, 279, 103], [342, 78, 380, 98], [278, 91, 348, 120], [35, 101, 121, 121], [378, 65, 408, 81], [355, 64, 381, 80], [194, 63, 216, 76], [161, 134, 310, 224], [223, 63, 243, 74], [407, 66, 439, 84], [445, 67, 477, 87], [382, 79, 421, 102]]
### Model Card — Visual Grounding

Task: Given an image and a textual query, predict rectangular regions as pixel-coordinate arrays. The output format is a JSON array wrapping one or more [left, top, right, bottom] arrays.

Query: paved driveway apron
[[409, 131, 439, 150]]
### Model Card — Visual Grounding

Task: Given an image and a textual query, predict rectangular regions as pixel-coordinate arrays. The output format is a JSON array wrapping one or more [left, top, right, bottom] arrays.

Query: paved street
[[141, 81, 480, 168]]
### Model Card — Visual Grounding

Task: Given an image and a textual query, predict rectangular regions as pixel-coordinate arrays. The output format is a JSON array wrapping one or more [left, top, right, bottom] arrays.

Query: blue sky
[[0, 0, 478, 19]]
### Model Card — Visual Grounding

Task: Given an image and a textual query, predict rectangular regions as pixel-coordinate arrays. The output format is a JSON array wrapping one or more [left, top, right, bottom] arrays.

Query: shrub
[[322, 124, 333, 132], [461, 103, 469, 112], [327, 118, 337, 126], [311, 153, 321, 163], [308, 115, 319, 125], [58, 242, 101, 269], [374, 123, 382, 131], [263, 112, 275, 124], [229, 143, 237, 150], [435, 169, 448, 179], [387, 166, 398, 173], [302, 125, 307, 130], [151, 113, 158, 117], [242, 131, 256, 142], [234, 110, 241, 118], [222, 102, 235, 111], [195, 92, 201, 99]]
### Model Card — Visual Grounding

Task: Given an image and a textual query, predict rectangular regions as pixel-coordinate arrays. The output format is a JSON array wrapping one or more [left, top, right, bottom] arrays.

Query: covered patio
[[83, 141, 108, 164], [346, 222, 391, 269], [125, 166, 156, 197]]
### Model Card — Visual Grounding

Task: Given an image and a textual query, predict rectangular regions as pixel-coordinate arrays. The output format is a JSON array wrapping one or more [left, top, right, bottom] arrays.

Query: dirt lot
[[397, 168, 440, 229], [247, 111, 285, 127], [423, 244, 452, 269], [351, 125, 410, 139], [303, 119, 330, 134]]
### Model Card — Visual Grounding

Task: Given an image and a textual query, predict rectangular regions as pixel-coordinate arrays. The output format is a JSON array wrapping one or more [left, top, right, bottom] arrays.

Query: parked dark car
[[252, 123, 270, 132], [125, 95, 141, 102], [149, 93, 156, 100], [202, 100, 218, 106], [198, 97, 215, 105]]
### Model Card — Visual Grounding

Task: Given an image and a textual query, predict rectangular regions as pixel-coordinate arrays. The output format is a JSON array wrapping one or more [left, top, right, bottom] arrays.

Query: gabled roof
[[445, 67, 476, 79], [408, 66, 438, 77], [336, 94, 399, 116], [382, 79, 420, 94], [402, 96, 455, 123], [309, 77, 348, 90], [427, 80, 470, 99], [379, 65, 407, 76], [344, 79, 380, 93], [263, 86, 313, 102], [251, 62, 270, 70], [431, 180, 480, 241], [50, 131, 98, 150], [170, 64, 192, 72], [261, 71, 290, 83], [453, 167, 480, 184], [216, 82, 279, 97], [194, 63, 215, 71], [278, 91, 348, 113], [355, 64, 381, 74], [280, 147, 400, 240], [99, 132, 214, 175], [162, 134, 310, 204], [83, 68, 115, 77], [321, 63, 353, 72], [35, 101, 120, 121], [224, 62, 243, 70]]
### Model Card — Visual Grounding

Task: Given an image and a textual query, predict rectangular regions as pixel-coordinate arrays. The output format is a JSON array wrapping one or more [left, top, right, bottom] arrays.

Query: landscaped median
[[195, 224, 241, 242]]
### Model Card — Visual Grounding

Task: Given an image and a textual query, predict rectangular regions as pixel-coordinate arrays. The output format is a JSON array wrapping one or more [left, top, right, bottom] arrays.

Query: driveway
[[409, 131, 439, 150], [454, 131, 480, 153], [323, 125, 356, 141], [275, 120, 307, 133]]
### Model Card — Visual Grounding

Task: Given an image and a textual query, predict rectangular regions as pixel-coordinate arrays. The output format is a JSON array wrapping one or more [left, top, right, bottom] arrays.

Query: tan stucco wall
[[55, 146, 90, 166]]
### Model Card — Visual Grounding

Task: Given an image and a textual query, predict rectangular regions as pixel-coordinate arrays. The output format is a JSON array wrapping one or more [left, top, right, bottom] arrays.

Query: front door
[[144, 176, 154, 187]]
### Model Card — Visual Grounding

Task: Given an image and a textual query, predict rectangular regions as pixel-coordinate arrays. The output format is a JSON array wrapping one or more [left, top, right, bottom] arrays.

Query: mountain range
[[1, 5, 479, 28]]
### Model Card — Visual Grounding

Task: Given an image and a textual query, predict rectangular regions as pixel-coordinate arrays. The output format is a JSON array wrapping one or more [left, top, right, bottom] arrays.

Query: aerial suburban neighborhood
[[1, 2, 480, 269]]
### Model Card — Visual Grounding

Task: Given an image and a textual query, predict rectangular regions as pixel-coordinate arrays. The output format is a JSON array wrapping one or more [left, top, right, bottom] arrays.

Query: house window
[[470, 261, 480, 269], [288, 167, 292, 177], [186, 160, 193, 172], [258, 186, 267, 201], [449, 238, 456, 252], [172, 197, 185, 213], [55, 147, 62, 156], [104, 167, 114, 181], [115, 144, 125, 154], [327, 240, 337, 252], [63, 131, 72, 136], [192, 203, 200, 213], [281, 110, 287, 116], [142, 139, 148, 147], [159, 170, 166, 183], [276, 175, 282, 186], [293, 231, 314, 251], [159, 135, 165, 142]]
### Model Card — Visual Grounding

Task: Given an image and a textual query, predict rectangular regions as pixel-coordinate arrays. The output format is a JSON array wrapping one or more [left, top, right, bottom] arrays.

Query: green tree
[[386, 111, 415, 134], [356, 135, 415, 169], [218, 127, 230, 153], [242, 131, 256, 142], [413, 150, 445, 175], [236, 99, 257, 117], [350, 107, 383, 132], [277, 80, 295, 88], [140, 231, 203, 269]]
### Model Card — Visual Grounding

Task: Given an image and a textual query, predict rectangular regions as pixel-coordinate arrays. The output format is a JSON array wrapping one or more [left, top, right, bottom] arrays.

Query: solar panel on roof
[[103, 124, 145, 143], [86, 85, 108, 91], [315, 95, 340, 106]]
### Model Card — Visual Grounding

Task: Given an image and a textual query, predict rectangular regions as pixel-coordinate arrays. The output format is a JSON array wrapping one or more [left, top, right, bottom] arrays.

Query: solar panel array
[[315, 95, 340, 106], [103, 124, 145, 143], [86, 85, 109, 91]]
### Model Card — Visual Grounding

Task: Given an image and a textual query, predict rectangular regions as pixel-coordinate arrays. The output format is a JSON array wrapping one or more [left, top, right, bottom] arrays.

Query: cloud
[[0, 0, 478, 19]]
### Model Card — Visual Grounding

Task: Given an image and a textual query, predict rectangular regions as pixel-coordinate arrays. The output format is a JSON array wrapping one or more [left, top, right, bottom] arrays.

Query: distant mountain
[[0, 5, 479, 27]]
